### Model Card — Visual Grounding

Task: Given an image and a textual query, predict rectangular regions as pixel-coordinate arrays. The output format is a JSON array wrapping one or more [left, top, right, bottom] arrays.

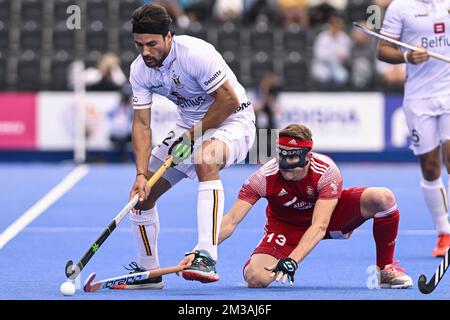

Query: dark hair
[[131, 4, 173, 37]]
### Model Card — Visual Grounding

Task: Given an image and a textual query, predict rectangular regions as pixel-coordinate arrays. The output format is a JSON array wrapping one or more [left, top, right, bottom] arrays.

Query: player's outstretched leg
[[362, 187, 413, 289]]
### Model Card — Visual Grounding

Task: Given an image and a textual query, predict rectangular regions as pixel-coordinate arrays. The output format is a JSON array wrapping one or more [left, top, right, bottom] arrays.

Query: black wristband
[[136, 172, 147, 179]]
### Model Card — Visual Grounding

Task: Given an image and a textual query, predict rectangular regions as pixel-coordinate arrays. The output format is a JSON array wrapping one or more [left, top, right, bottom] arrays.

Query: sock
[[373, 206, 399, 270], [448, 174, 450, 217], [129, 205, 160, 270], [196, 180, 224, 261], [421, 178, 450, 235]]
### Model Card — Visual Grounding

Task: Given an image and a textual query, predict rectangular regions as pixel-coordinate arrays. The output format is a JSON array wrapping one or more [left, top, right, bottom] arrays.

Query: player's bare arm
[[377, 36, 430, 65], [169, 80, 241, 167], [289, 198, 338, 263], [264, 198, 337, 285], [130, 108, 152, 202], [188, 80, 239, 138], [218, 199, 254, 244]]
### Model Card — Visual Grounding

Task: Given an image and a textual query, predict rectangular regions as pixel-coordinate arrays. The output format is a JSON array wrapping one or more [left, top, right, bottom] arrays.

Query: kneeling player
[[219, 124, 413, 289]]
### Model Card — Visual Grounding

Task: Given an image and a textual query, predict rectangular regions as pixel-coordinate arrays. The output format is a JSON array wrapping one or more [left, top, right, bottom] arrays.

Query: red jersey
[[238, 152, 343, 228]]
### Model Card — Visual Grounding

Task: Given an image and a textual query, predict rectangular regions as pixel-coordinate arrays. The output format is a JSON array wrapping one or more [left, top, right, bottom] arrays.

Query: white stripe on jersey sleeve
[[130, 57, 153, 110], [310, 159, 328, 171], [310, 165, 326, 175], [261, 158, 279, 176]]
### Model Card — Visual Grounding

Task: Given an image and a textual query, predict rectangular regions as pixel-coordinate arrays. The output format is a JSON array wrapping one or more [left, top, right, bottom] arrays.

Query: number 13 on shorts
[[258, 233, 287, 247]]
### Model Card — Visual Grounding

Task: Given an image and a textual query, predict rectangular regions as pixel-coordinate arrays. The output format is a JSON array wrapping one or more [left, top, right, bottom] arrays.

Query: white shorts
[[149, 115, 256, 185], [402, 94, 450, 156]]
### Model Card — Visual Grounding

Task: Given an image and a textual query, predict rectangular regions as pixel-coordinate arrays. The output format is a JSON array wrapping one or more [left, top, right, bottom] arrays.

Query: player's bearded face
[[134, 33, 171, 68]]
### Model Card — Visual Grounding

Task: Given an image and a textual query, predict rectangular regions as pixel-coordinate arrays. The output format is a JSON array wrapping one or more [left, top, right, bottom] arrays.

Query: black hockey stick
[[65, 156, 173, 280], [418, 247, 450, 294]]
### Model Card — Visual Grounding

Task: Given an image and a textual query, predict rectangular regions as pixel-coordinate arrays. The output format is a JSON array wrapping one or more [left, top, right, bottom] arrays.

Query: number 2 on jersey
[[161, 130, 175, 146]]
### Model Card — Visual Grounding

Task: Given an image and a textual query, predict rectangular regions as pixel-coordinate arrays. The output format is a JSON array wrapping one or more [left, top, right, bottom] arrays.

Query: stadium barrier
[[0, 92, 414, 162]]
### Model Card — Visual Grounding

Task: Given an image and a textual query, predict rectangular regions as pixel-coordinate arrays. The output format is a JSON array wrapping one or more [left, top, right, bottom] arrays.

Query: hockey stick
[[65, 156, 173, 280], [353, 22, 450, 63], [418, 248, 450, 294], [83, 264, 185, 292]]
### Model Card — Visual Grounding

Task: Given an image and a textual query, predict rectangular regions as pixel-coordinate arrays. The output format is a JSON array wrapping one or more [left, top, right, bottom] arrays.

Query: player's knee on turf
[[244, 266, 273, 288]]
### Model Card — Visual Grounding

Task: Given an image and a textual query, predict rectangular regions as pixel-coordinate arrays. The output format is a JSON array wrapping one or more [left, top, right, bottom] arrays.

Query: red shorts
[[251, 187, 368, 260]]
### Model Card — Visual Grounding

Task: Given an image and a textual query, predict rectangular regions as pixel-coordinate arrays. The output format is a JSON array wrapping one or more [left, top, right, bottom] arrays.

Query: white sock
[[448, 174, 450, 217], [196, 180, 224, 261], [421, 178, 450, 235], [129, 205, 160, 270]]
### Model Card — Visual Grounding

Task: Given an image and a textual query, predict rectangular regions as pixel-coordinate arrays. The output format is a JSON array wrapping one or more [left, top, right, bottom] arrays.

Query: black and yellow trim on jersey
[[212, 190, 219, 245], [441, 187, 448, 213], [139, 225, 152, 256]]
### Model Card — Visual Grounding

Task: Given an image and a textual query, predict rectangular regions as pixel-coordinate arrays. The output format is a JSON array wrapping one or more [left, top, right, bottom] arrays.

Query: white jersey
[[129, 35, 255, 128], [381, 0, 450, 99]]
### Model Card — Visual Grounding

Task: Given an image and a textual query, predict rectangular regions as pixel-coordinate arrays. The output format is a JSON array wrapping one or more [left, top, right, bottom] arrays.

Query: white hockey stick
[[84, 264, 185, 292], [353, 22, 450, 63]]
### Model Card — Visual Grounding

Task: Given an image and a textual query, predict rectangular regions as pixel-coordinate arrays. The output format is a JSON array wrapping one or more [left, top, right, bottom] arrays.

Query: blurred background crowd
[[0, 0, 406, 162], [0, 0, 404, 93]]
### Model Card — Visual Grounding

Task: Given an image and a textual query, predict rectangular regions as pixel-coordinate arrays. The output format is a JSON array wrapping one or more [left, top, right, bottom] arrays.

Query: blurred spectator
[[310, 0, 348, 10], [68, 53, 127, 91], [214, 0, 244, 22], [108, 84, 133, 162], [253, 72, 282, 161], [180, 0, 215, 23], [309, 0, 347, 26], [350, 21, 376, 89], [277, 0, 309, 28], [142, 0, 191, 27], [311, 15, 351, 88], [376, 60, 405, 91], [244, 0, 279, 24]]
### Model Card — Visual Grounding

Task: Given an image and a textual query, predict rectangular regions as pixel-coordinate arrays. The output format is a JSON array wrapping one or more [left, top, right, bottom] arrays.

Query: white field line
[[22, 226, 437, 236], [0, 165, 89, 249]]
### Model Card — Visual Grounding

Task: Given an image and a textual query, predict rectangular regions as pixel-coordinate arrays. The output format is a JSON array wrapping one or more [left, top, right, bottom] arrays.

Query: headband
[[132, 22, 170, 35], [277, 136, 313, 149]]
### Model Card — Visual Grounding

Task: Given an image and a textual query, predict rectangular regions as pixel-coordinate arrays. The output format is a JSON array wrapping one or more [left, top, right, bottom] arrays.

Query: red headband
[[277, 136, 313, 149]]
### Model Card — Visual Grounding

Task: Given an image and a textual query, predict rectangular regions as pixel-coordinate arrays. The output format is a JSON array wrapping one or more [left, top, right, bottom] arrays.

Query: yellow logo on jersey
[[172, 74, 184, 89]]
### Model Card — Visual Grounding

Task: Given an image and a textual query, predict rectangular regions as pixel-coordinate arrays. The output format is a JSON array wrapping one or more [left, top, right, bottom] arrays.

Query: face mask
[[278, 147, 311, 169]]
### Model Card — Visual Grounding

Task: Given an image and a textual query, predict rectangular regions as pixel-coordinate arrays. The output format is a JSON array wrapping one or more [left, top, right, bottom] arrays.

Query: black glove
[[272, 258, 298, 284], [168, 133, 194, 166]]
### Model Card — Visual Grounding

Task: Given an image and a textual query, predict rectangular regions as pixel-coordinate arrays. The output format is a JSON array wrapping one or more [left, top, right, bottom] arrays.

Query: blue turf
[[0, 162, 449, 300]]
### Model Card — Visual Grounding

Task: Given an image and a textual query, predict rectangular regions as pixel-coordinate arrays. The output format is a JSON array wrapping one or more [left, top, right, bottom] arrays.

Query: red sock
[[373, 210, 399, 270]]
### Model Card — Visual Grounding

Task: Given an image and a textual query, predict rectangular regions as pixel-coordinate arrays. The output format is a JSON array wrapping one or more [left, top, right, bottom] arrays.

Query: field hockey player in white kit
[[121, 3, 256, 289], [378, 0, 450, 257]]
